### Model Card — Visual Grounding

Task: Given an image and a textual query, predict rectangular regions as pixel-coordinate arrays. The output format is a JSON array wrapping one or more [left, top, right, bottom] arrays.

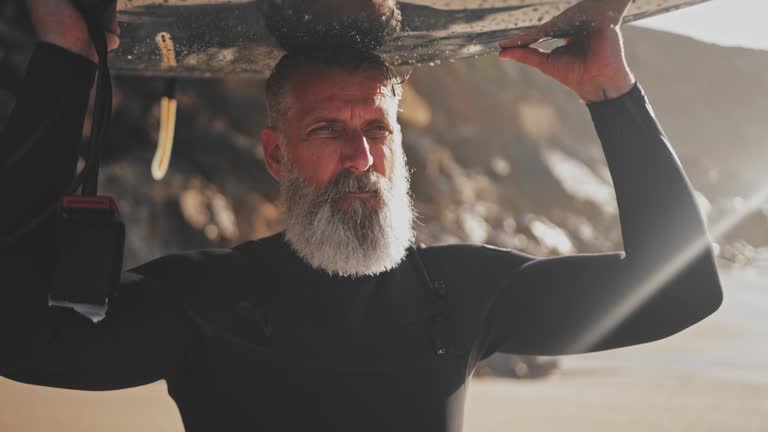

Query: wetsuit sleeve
[[482, 84, 723, 357], [0, 43, 196, 390]]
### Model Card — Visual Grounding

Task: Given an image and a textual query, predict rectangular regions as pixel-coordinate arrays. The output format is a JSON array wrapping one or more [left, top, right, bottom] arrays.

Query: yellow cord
[[152, 96, 177, 180], [152, 32, 178, 180]]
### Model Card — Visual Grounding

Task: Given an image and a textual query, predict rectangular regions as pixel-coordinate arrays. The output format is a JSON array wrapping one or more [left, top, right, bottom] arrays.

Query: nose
[[341, 130, 374, 173]]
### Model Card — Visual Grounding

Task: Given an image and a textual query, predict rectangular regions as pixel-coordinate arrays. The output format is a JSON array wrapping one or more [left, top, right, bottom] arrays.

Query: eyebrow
[[302, 113, 392, 129], [304, 117, 342, 126]]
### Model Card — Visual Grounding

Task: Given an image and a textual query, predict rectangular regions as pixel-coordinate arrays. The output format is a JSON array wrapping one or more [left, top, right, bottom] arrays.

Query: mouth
[[345, 191, 376, 198], [336, 190, 383, 209]]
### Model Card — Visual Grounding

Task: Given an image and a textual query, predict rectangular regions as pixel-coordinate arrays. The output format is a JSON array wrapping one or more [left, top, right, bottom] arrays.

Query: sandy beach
[[2, 269, 766, 431]]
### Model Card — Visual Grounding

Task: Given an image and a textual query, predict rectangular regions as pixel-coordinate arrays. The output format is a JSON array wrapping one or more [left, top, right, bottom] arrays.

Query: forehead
[[286, 66, 399, 120]]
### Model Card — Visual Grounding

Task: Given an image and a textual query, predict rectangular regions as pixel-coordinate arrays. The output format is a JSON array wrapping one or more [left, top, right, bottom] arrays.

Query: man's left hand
[[498, 0, 635, 103]]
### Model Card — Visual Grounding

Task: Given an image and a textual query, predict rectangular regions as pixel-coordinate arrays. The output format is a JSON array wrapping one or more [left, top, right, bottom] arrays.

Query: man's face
[[270, 67, 400, 186], [261, 66, 414, 277]]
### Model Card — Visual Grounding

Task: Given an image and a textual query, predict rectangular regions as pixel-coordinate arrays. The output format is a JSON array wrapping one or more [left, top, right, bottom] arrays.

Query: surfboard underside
[[114, 0, 709, 77]]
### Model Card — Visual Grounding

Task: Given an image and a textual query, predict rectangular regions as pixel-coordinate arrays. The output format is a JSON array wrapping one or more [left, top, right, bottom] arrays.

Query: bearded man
[[1, 1, 722, 431]]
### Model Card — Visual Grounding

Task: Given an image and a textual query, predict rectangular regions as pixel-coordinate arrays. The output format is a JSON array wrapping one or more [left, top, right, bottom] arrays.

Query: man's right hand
[[25, 0, 120, 63]]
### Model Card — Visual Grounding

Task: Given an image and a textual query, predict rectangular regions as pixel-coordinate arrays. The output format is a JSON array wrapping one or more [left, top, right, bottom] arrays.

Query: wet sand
[[2, 269, 766, 431]]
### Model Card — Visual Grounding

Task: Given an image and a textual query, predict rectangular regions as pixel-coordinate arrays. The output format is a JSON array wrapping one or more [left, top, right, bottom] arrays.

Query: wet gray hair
[[265, 47, 405, 127]]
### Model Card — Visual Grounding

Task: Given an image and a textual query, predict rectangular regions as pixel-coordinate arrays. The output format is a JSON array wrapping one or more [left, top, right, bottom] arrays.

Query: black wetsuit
[[0, 44, 722, 432]]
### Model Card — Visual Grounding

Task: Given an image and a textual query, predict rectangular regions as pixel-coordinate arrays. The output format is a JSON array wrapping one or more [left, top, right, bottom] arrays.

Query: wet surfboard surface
[[114, 0, 709, 77]]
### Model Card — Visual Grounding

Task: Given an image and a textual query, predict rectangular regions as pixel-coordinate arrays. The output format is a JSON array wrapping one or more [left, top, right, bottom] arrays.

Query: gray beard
[[281, 150, 414, 277]]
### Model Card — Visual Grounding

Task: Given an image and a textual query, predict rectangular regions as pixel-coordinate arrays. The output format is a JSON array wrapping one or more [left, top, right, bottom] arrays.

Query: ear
[[261, 126, 286, 181]]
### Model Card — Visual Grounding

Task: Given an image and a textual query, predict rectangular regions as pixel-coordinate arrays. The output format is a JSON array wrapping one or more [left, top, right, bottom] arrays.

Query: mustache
[[322, 170, 388, 199]]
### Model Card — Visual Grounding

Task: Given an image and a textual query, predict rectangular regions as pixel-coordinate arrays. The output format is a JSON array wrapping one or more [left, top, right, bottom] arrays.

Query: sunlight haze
[[634, 0, 768, 51]]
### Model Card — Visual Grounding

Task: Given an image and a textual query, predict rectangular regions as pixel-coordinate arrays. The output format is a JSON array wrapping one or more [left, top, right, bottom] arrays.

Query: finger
[[106, 16, 120, 51], [551, 35, 589, 59], [499, 47, 551, 72], [499, 30, 541, 49], [106, 32, 120, 51], [498, 1, 591, 50]]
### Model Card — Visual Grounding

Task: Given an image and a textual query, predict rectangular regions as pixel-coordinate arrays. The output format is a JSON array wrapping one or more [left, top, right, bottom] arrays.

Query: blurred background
[[1, 0, 767, 430]]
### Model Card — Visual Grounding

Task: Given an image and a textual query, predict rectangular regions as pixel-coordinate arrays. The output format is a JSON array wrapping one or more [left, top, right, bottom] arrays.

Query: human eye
[[308, 123, 341, 138], [365, 123, 392, 139]]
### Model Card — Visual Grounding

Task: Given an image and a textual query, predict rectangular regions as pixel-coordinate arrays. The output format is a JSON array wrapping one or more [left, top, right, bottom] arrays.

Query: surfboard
[[113, 0, 710, 77]]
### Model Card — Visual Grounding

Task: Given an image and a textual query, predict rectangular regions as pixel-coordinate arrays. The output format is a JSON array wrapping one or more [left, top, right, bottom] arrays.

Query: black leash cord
[[81, 28, 111, 195]]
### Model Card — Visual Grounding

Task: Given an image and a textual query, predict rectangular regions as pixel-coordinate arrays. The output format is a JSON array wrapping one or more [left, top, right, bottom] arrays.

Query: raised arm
[[482, 1, 722, 356], [0, 0, 192, 390]]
